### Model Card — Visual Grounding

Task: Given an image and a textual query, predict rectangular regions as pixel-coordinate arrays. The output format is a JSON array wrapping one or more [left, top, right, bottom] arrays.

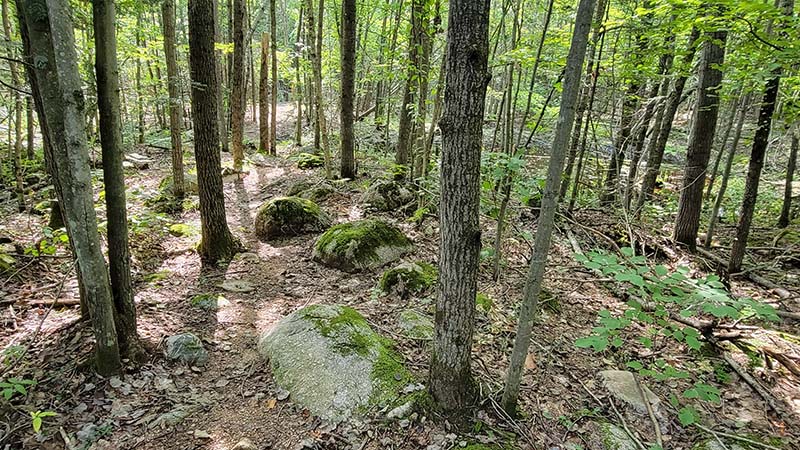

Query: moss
[[297, 305, 412, 408], [476, 292, 494, 313], [363, 180, 415, 211], [313, 220, 413, 272], [255, 196, 331, 240], [397, 310, 434, 340], [168, 223, 196, 237], [379, 261, 437, 295], [189, 293, 227, 310], [297, 152, 325, 169]]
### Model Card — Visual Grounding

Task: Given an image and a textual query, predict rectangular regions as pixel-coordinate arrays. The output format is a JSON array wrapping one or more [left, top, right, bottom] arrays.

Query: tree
[[269, 0, 278, 155], [429, 0, 490, 413], [92, 0, 141, 361], [17, 0, 121, 375], [502, 0, 597, 414], [778, 130, 799, 228], [340, 0, 356, 179], [162, 0, 185, 199], [230, 0, 246, 171], [395, 0, 427, 175], [259, 32, 270, 153], [2, 0, 23, 212], [673, 30, 727, 250], [188, 0, 241, 263]]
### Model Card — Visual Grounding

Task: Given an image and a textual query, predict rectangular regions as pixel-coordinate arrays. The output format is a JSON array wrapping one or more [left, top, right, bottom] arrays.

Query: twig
[[633, 373, 662, 448], [720, 350, 785, 419], [694, 423, 782, 450]]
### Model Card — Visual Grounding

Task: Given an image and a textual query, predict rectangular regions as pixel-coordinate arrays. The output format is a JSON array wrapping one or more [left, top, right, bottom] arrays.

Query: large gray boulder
[[254, 197, 332, 241], [598, 370, 661, 415], [313, 220, 413, 273], [363, 180, 415, 211], [257, 304, 412, 422]]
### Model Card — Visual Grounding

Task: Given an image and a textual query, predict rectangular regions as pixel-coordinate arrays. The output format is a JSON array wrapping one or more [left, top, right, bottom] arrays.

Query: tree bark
[[502, 0, 596, 414], [2, 0, 24, 212], [17, 0, 121, 375], [162, 0, 185, 199], [339, 0, 356, 178], [214, 0, 229, 153], [188, 0, 240, 264], [778, 131, 799, 228], [269, 0, 278, 155], [294, 5, 303, 147], [92, 0, 141, 361], [135, 13, 145, 144], [395, 0, 425, 175], [259, 32, 270, 153], [230, 0, 247, 170], [673, 30, 727, 250], [429, 0, 490, 413]]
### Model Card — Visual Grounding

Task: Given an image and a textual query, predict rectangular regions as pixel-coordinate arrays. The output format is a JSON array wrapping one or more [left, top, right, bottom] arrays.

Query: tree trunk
[[162, 0, 185, 199], [259, 32, 270, 153], [673, 30, 727, 250], [778, 131, 799, 228], [395, 0, 425, 175], [92, 0, 141, 361], [294, 5, 303, 147], [705, 97, 738, 201], [269, 0, 278, 155], [214, 0, 229, 153], [26, 97, 35, 160], [2, 0, 24, 212], [306, 0, 331, 177], [188, 0, 241, 263], [136, 14, 145, 144], [636, 28, 700, 212], [429, 0, 490, 413], [230, 0, 247, 171], [705, 95, 750, 247], [340, 0, 356, 178], [502, 0, 596, 414], [17, 0, 121, 375]]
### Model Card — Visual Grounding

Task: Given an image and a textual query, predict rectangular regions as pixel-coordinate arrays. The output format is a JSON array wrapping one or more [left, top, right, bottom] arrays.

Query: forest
[[0, 0, 798, 448]]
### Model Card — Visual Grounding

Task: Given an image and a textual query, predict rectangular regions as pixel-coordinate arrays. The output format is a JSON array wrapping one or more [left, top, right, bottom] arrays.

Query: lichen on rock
[[254, 196, 332, 240], [379, 261, 437, 296], [257, 304, 412, 422], [313, 220, 413, 272], [362, 179, 415, 211]]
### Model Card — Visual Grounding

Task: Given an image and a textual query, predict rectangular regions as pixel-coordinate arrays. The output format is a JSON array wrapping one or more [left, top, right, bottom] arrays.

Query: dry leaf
[[266, 398, 277, 409], [525, 353, 536, 371]]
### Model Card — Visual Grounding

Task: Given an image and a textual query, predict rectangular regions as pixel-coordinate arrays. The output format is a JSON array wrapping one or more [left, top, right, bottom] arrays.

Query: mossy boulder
[[257, 304, 412, 422], [363, 180, 415, 211], [254, 197, 332, 240], [313, 220, 413, 273], [379, 261, 437, 296], [164, 333, 208, 366], [287, 180, 336, 202], [297, 152, 325, 169], [397, 310, 434, 340], [159, 173, 199, 196], [593, 422, 638, 450]]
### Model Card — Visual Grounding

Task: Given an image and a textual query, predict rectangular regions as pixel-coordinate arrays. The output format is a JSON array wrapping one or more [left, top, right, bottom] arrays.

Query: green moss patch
[[363, 180, 415, 211], [397, 310, 434, 340], [379, 261, 437, 296], [254, 196, 332, 240], [297, 152, 324, 169], [313, 220, 413, 272]]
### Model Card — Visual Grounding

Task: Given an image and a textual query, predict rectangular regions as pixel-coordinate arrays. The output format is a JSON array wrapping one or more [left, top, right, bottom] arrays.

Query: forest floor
[[0, 104, 799, 450]]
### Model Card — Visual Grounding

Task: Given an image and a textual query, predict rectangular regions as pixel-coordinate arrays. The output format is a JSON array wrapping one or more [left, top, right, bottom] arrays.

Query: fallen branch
[[719, 349, 786, 419], [696, 247, 792, 299], [694, 423, 781, 450]]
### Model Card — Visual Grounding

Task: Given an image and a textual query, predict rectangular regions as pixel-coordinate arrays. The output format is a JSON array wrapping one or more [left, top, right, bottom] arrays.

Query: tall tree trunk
[[502, 0, 596, 414], [162, 0, 185, 199], [2, 0, 24, 212], [17, 0, 121, 375], [92, 0, 141, 361], [26, 97, 34, 160], [429, 0, 490, 413], [373, 0, 391, 128], [706, 95, 750, 247], [306, 0, 331, 177], [395, 0, 425, 175], [636, 28, 700, 212], [135, 14, 145, 144], [214, 0, 229, 153], [340, 0, 356, 178], [230, 0, 247, 171], [294, 5, 303, 147], [673, 30, 727, 250], [269, 0, 278, 155], [259, 32, 270, 153], [188, 0, 241, 263], [728, 0, 793, 271], [705, 97, 738, 201], [778, 131, 799, 228]]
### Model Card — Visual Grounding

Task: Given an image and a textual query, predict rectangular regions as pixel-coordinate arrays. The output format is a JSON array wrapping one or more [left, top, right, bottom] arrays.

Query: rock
[[164, 333, 209, 366], [221, 280, 256, 293], [232, 439, 257, 450], [193, 430, 211, 439], [257, 304, 412, 422], [190, 293, 229, 310], [379, 261, 437, 296], [297, 152, 325, 169], [313, 220, 413, 273], [397, 310, 434, 340], [363, 180, 415, 211], [598, 370, 660, 415], [254, 197, 332, 240], [692, 440, 747, 450], [159, 173, 199, 196], [299, 183, 336, 202], [168, 223, 196, 237], [594, 422, 638, 450]]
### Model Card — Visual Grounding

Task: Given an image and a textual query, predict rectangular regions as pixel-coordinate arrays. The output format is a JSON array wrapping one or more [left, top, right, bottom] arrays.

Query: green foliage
[[25, 227, 69, 257], [30, 410, 57, 433], [0, 377, 36, 401]]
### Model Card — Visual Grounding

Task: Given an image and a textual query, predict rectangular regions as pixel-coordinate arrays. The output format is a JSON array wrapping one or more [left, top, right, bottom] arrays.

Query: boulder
[[254, 197, 332, 241], [692, 440, 747, 450], [594, 422, 638, 450], [598, 370, 661, 415], [397, 310, 434, 340], [159, 173, 199, 196], [363, 180, 415, 211], [164, 333, 208, 366], [287, 180, 336, 202], [297, 152, 325, 169], [379, 261, 437, 296], [313, 220, 413, 273], [257, 304, 412, 422]]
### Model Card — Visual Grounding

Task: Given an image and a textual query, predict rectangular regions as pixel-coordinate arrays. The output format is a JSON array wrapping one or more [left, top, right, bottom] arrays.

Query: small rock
[[232, 438, 257, 450], [598, 370, 660, 414], [164, 333, 209, 366], [386, 401, 414, 420], [193, 430, 211, 439], [221, 280, 256, 293]]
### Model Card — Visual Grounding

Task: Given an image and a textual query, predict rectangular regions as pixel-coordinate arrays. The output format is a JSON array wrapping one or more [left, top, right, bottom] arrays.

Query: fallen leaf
[[266, 398, 277, 409]]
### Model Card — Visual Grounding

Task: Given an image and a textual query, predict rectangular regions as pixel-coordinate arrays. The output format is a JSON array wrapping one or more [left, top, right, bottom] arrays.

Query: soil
[[0, 104, 798, 450]]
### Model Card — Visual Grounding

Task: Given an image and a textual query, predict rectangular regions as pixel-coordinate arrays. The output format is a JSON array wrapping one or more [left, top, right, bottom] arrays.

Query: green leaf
[[575, 336, 608, 352], [678, 406, 698, 426]]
